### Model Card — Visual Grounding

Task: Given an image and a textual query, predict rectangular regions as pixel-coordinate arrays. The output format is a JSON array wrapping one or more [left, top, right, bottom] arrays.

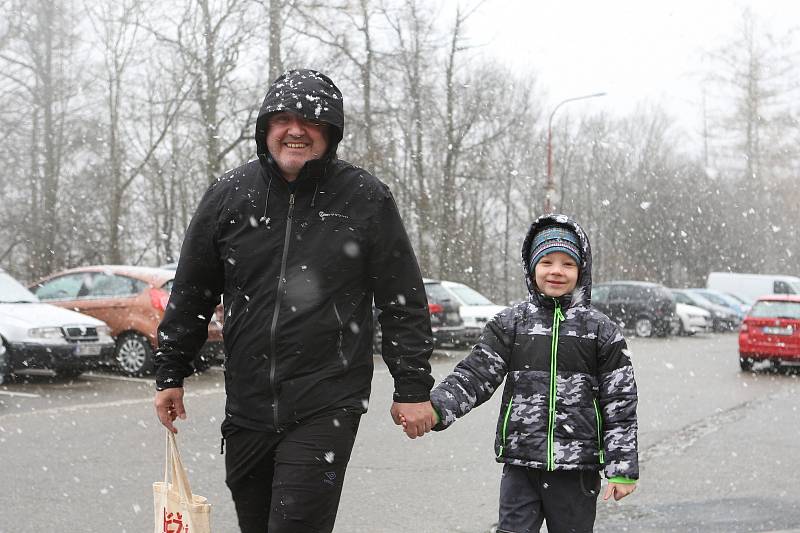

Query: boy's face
[[533, 251, 579, 298]]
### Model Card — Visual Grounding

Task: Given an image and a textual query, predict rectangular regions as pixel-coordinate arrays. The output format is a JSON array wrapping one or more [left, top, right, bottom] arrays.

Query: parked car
[[0, 269, 114, 380], [592, 281, 676, 337], [672, 302, 713, 336], [707, 272, 800, 305], [437, 280, 505, 338], [372, 279, 468, 354], [671, 289, 741, 332], [738, 295, 800, 371], [423, 279, 470, 347], [688, 288, 750, 317], [30, 265, 223, 376]]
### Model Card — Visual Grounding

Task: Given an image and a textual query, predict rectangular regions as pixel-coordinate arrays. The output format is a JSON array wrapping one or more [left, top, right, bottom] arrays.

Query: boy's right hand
[[395, 402, 438, 439]]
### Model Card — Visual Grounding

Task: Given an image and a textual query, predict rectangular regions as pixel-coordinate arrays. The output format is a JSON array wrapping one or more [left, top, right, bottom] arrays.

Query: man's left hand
[[391, 401, 437, 439]]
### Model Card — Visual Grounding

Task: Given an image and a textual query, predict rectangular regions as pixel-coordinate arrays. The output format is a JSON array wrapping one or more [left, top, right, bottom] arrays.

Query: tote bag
[[153, 430, 212, 533]]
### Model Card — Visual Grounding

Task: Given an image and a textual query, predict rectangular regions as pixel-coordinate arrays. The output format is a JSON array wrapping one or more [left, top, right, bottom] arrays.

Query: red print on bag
[[162, 508, 187, 532]]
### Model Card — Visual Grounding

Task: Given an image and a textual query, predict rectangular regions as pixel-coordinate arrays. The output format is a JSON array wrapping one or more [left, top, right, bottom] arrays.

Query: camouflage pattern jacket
[[430, 214, 639, 480]]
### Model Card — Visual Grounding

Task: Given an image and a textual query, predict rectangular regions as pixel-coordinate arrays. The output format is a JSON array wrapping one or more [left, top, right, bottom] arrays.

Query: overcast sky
[[470, 0, 799, 142]]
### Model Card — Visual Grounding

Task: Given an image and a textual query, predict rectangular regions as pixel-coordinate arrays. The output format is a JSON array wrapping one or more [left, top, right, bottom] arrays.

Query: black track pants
[[497, 464, 601, 533], [223, 408, 361, 533]]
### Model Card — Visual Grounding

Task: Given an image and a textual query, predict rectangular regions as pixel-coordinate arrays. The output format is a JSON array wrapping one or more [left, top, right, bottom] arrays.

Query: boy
[[416, 214, 638, 533]]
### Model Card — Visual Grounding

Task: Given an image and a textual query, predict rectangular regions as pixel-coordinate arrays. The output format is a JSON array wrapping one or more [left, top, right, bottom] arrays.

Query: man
[[154, 69, 437, 533]]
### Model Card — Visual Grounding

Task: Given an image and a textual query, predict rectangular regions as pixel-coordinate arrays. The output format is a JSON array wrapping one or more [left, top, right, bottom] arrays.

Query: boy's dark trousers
[[497, 464, 601, 533], [223, 407, 361, 533]]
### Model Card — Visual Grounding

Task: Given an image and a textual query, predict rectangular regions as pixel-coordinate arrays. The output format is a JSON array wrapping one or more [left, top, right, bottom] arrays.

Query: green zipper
[[498, 398, 515, 457], [593, 398, 605, 464], [546, 299, 564, 471]]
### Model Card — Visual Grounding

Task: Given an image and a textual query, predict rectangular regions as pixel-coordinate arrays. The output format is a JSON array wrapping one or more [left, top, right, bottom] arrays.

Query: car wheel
[[739, 356, 754, 371], [670, 319, 684, 336], [54, 367, 83, 379], [634, 317, 654, 337], [116, 333, 155, 376]]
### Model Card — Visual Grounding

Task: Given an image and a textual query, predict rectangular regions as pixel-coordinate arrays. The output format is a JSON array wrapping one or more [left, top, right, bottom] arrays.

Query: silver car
[[0, 270, 114, 381]]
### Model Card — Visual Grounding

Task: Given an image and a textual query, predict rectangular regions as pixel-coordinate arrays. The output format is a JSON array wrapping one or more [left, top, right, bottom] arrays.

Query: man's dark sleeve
[[368, 188, 434, 403], [154, 183, 225, 390]]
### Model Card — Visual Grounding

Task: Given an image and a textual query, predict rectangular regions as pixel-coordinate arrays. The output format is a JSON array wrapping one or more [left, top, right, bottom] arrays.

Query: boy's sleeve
[[430, 307, 514, 430], [597, 321, 639, 480]]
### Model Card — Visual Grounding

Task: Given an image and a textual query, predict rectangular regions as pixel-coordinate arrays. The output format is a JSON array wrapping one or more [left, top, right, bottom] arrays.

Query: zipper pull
[[554, 299, 565, 322]]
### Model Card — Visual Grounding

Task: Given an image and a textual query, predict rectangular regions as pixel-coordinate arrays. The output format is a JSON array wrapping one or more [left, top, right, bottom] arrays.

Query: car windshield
[[446, 284, 494, 305], [749, 300, 800, 319], [726, 292, 748, 304], [696, 291, 729, 306], [683, 291, 713, 307], [424, 282, 453, 303], [0, 272, 39, 303]]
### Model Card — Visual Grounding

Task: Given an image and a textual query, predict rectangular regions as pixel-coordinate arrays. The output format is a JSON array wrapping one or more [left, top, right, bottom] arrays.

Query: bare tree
[[381, 0, 440, 273], [0, 0, 81, 278], [85, 0, 193, 263], [145, 0, 262, 184]]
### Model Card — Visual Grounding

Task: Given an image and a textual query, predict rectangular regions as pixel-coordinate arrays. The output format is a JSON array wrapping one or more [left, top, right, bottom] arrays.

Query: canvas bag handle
[[160, 429, 197, 531]]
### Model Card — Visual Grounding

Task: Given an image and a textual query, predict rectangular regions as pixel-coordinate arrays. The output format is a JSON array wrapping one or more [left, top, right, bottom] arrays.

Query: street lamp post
[[544, 92, 607, 213]]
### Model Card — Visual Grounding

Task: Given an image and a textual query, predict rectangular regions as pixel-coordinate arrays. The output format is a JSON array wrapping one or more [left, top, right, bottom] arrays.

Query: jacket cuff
[[607, 476, 637, 484], [392, 390, 431, 403], [431, 406, 446, 431], [155, 376, 185, 391]]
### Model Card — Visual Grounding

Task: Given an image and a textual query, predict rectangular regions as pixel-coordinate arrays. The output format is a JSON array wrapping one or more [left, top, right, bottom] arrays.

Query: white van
[[706, 272, 800, 305]]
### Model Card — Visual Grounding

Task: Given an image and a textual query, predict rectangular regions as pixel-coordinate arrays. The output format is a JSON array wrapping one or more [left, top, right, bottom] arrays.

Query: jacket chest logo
[[319, 210, 349, 220]]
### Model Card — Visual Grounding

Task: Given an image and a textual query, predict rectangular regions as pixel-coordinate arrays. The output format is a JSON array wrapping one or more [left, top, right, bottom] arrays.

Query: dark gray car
[[593, 281, 676, 337]]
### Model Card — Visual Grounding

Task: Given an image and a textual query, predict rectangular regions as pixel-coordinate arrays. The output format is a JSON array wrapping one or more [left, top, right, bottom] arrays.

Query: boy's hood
[[521, 213, 593, 307]]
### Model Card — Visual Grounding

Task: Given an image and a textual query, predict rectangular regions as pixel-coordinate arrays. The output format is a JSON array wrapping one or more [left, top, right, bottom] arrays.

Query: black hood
[[255, 69, 345, 165], [521, 213, 593, 308]]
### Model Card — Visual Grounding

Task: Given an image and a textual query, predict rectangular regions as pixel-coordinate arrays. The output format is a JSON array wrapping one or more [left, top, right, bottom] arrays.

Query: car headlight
[[28, 327, 66, 339], [96, 325, 112, 337]]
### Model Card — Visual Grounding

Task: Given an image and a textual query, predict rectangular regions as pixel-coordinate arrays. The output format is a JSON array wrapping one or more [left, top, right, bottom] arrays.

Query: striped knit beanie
[[529, 225, 582, 273]]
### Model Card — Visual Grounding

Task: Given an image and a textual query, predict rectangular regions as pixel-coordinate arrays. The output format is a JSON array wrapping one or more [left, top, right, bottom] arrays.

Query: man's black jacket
[[155, 69, 434, 431]]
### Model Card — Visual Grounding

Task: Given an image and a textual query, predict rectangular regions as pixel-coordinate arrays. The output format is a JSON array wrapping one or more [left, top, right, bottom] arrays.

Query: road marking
[[0, 391, 40, 398], [0, 386, 225, 420], [83, 372, 152, 383]]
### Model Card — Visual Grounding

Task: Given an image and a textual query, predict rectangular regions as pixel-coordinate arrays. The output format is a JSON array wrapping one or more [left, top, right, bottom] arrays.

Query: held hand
[[390, 401, 437, 439], [154, 387, 186, 434], [603, 481, 636, 501]]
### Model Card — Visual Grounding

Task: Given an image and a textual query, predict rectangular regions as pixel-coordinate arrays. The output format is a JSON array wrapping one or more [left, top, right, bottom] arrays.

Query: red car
[[738, 294, 800, 371], [30, 265, 223, 376]]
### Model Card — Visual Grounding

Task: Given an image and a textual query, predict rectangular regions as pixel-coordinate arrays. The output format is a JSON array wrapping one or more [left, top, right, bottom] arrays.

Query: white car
[[436, 280, 506, 334], [672, 302, 713, 336], [0, 270, 115, 381]]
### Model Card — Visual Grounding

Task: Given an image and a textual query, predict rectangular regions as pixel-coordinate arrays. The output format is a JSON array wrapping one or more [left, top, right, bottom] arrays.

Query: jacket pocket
[[593, 398, 605, 464], [579, 469, 601, 497]]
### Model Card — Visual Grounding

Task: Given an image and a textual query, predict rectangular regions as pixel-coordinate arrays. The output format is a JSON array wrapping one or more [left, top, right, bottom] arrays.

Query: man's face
[[533, 251, 579, 298], [266, 112, 329, 181]]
